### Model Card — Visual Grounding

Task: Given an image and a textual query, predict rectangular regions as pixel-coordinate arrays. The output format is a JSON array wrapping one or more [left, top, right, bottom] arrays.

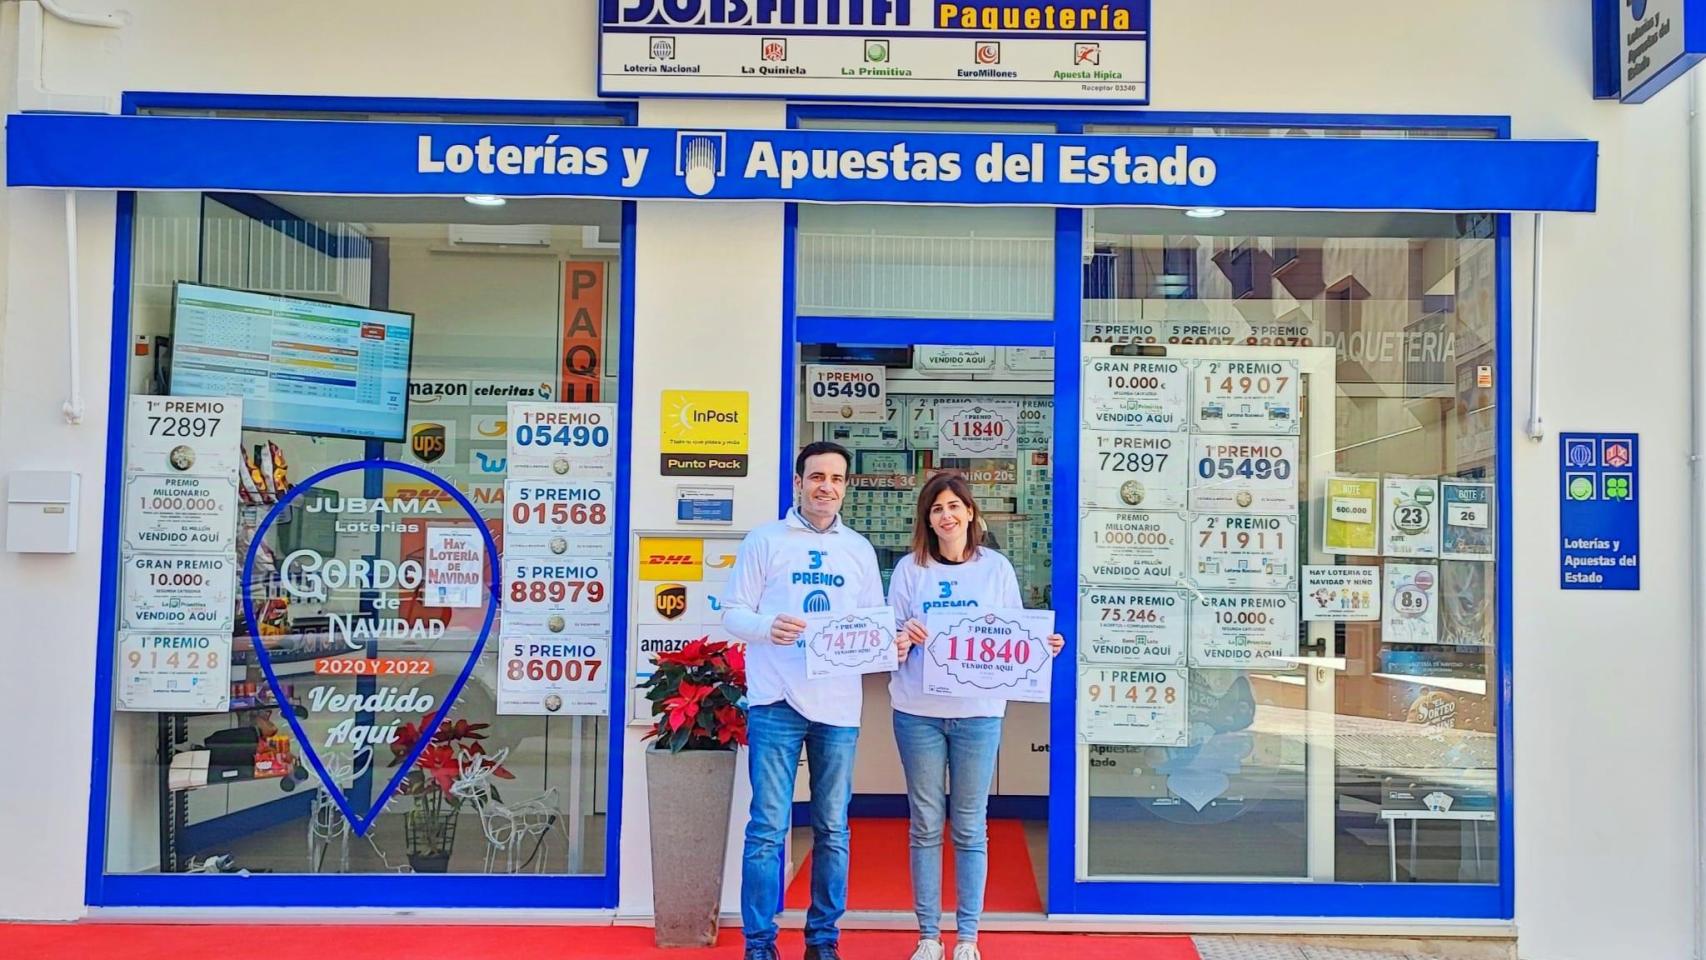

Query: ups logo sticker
[[410, 422, 448, 463], [654, 584, 688, 621]]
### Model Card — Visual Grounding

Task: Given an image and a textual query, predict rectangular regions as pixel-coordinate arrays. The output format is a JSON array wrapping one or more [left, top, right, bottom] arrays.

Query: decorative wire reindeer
[[448, 747, 569, 874], [307, 750, 368, 873]]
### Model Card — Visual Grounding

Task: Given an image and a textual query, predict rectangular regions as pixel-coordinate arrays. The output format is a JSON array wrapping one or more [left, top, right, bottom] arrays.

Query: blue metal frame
[[779, 104, 1515, 920], [86, 92, 638, 909]]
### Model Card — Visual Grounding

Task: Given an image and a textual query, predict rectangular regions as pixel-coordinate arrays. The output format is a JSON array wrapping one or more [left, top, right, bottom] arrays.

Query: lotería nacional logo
[[654, 583, 688, 621], [676, 130, 727, 197], [410, 423, 448, 463]]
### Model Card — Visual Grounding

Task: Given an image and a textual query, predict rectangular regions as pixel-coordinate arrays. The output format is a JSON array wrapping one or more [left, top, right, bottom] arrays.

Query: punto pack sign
[[598, 0, 1152, 103]]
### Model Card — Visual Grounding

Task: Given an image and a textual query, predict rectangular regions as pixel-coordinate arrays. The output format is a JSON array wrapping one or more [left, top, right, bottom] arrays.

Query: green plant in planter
[[640, 637, 747, 752], [389, 716, 512, 872]]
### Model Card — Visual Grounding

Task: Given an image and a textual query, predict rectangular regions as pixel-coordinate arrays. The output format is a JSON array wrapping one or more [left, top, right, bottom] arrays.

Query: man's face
[[795, 451, 849, 525]]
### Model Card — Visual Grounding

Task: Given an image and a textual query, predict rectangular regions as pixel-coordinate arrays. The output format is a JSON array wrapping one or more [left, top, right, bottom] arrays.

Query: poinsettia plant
[[388, 713, 513, 868], [640, 636, 748, 753]]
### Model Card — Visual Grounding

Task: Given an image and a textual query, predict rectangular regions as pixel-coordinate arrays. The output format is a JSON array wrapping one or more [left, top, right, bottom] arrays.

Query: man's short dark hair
[[795, 441, 853, 478]]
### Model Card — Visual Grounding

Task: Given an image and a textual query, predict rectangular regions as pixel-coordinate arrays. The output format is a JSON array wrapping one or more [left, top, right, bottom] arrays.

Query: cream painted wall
[[0, 3, 1692, 959]]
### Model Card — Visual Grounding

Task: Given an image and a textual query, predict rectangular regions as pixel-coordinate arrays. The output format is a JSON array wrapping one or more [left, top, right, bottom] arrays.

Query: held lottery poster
[[803, 607, 898, 680], [923, 609, 1056, 703]]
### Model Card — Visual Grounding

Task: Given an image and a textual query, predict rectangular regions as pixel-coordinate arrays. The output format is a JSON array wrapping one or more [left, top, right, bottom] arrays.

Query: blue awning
[[7, 112, 1597, 212]]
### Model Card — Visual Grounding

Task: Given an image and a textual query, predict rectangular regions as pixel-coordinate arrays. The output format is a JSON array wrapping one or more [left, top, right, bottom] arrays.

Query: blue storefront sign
[[6, 113, 1598, 212], [1559, 432, 1640, 590]]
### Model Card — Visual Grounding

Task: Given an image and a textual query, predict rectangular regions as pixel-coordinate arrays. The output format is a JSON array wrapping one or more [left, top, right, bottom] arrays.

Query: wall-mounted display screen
[[169, 282, 414, 441]]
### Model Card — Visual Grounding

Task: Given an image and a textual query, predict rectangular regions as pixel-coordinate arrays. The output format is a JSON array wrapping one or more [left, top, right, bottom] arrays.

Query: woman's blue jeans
[[892, 710, 1003, 942]]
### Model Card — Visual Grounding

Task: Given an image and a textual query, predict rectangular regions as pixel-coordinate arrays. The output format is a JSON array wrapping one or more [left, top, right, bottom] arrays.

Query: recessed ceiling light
[[464, 194, 507, 207], [1184, 206, 1226, 219]]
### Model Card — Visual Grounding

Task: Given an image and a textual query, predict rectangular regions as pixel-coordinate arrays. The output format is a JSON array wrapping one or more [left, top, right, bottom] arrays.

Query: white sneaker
[[909, 940, 945, 960], [952, 942, 981, 960]]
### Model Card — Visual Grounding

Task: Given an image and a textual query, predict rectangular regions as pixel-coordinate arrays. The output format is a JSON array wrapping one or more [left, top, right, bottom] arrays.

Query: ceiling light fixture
[[464, 194, 507, 207], [1184, 206, 1226, 219]]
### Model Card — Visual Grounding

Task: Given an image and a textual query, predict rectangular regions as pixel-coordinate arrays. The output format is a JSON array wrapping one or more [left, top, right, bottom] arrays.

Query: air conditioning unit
[[447, 223, 553, 248]]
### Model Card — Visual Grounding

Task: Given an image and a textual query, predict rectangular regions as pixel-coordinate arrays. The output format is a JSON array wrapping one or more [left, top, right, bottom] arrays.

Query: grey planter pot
[[646, 745, 737, 947]]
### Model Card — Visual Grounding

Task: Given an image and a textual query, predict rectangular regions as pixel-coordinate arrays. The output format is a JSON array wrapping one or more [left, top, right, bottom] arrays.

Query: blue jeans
[[892, 710, 1003, 942], [741, 702, 860, 950]]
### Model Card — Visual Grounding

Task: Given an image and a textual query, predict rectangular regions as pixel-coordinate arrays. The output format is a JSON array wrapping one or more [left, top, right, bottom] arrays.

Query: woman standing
[[888, 473, 1063, 960]]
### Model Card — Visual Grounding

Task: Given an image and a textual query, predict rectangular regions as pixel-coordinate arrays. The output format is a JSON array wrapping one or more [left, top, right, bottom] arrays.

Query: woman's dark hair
[[910, 471, 983, 566], [795, 441, 852, 478]]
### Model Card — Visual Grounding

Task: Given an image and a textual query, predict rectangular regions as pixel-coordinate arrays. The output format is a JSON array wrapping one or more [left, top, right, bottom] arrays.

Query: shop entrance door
[[786, 341, 1055, 919], [1067, 341, 1342, 884]]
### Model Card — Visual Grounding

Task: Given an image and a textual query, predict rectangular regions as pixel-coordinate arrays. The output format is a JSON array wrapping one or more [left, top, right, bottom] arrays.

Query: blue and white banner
[[599, 0, 1151, 103], [7, 113, 1597, 211]]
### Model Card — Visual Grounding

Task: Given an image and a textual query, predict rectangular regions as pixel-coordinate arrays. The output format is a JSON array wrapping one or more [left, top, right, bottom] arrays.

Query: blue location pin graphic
[[240, 458, 500, 836]]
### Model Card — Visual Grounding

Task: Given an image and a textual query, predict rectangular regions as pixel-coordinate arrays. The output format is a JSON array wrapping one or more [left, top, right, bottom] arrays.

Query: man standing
[[722, 441, 883, 960]]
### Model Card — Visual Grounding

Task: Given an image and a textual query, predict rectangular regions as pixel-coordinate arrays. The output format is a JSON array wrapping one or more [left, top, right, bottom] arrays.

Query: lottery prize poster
[[803, 606, 899, 681], [117, 395, 243, 713], [1383, 562, 1441, 645], [1081, 356, 1192, 432], [1382, 476, 1441, 559], [1190, 513, 1297, 592], [1193, 359, 1301, 435], [1078, 588, 1187, 666], [499, 402, 619, 715], [1187, 434, 1300, 515], [1079, 429, 1187, 511], [923, 609, 1056, 703], [937, 399, 1020, 459], [1440, 480, 1496, 561], [628, 532, 744, 725], [1077, 664, 1189, 746], [1080, 509, 1188, 586], [805, 364, 887, 423], [1301, 565, 1381, 622], [1188, 592, 1300, 670], [1323, 475, 1381, 556]]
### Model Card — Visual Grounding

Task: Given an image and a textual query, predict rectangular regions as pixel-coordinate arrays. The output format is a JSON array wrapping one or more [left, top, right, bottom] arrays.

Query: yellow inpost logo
[[661, 390, 749, 455]]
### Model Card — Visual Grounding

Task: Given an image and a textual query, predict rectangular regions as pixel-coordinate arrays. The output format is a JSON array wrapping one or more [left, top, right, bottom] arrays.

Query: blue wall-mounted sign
[[1559, 432, 1640, 590], [1594, 0, 1706, 103], [598, 0, 1153, 105], [7, 113, 1597, 212]]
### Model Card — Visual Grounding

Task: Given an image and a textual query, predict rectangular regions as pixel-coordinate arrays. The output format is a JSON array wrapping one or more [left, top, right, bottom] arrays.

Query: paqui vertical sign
[[599, 0, 1152, 104], [1617, 0, 1705, 103], [1559, 432, 1639, 590]]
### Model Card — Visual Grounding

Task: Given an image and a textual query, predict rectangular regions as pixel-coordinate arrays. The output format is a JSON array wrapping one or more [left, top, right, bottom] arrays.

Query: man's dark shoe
[[744, 945, 781, 960], [804, 943, 842, 960]]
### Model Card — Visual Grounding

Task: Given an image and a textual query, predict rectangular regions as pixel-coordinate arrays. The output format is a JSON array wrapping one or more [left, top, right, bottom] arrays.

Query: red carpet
[[0, 924, 1200, 960], [786, 817, 1044, 913]]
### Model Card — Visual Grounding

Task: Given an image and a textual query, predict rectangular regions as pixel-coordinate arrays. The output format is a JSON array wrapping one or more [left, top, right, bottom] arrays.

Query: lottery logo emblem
[[803, 589, 832, 614], [544, 694, 563, 713], [168, 445, 196, 472], [1119, 480, 1146, 506], [974, 41, 1000, 64], [1235, 490, 1254, 509], [549, 536, 569, 555]]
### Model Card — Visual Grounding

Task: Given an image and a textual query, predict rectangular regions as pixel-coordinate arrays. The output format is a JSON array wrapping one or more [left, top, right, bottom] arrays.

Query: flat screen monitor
[[169, 282, 415, 442]]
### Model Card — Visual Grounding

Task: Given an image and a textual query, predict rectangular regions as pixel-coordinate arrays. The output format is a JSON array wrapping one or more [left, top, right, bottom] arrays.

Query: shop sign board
[[496, 635, 610, 716], [121, 553, 235, 632], [660, 389, 749, 476], [506, 402, 617, 480], [1079, 429, 1187, 511], [117, 632, 231, 712], [597, 0, 1153, 104], [805, 364, 887, 422], [1188, 592, 1298, 670], [1560, 432, 1639, 589], [1192, 359, 1300, 435], [1082, 356, 1190, 431], [1187, 435, 1299, 515], [1618, 0, 1706, 103], [1079, 508, 1187, 586], [1189, 513, 1296, 591], [1077, 664, 1187, 746], [1077, 588, 1186, 666]]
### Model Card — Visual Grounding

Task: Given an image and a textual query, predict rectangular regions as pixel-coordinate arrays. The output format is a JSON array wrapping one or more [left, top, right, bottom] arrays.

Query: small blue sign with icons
[[1559, 432, 1639, 590]]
